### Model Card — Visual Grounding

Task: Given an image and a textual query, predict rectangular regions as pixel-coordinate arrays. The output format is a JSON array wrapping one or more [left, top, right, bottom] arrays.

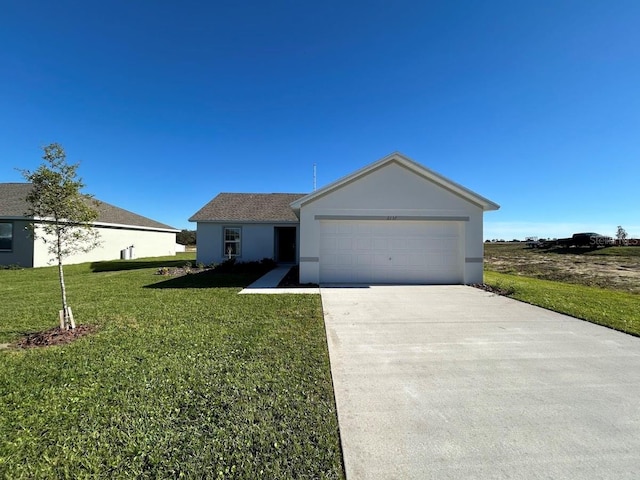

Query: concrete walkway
[[320, 285, 640, 479], [239, 266, 320, 294]]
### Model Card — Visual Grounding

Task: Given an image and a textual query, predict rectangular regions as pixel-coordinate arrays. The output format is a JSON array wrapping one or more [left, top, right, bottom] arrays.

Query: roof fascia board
[[398, 156, 500, 211], [91, 221, 180, 233], [191, 220, 300, 225], [5, 216, 178, 233]]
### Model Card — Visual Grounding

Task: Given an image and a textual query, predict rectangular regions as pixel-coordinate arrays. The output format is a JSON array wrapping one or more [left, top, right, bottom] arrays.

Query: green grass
[[484, 271, 640, 337], [585, 246, 640, 257], [0, 255, 344, 479]]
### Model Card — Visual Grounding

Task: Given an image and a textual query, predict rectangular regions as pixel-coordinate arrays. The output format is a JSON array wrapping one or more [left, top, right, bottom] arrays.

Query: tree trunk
[[57, 233, 72, 330]]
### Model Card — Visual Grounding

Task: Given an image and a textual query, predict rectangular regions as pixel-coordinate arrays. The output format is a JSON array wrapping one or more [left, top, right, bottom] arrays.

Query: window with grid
[[223, 227, 241, 257], [0, 222, 13, 251]]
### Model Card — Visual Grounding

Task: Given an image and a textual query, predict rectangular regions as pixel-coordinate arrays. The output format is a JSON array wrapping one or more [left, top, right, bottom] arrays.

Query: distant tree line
[[485, 239, 521, 243], [177, 229, 196, 246], [485, 226, 635, 246]]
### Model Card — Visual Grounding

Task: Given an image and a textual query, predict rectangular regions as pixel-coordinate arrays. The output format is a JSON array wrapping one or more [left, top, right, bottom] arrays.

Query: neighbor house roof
[[290, 152, 500, 212], [189, 193, 306, 223], [0, 183, 178, 231]]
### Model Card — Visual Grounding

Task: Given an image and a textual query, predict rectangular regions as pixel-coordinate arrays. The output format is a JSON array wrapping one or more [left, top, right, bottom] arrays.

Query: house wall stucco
[[31, 224, 177, 267], [298, 162, 485, 284], [0, 220, 35, 267], [196, 222, 299, 266]]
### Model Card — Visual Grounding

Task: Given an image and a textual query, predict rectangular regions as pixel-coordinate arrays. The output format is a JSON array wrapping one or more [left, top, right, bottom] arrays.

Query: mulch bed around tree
[[15, 324, 96, 349]]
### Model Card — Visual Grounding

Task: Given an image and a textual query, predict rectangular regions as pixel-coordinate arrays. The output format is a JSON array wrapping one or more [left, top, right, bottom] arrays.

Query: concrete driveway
[[320, 285, 640, 480]]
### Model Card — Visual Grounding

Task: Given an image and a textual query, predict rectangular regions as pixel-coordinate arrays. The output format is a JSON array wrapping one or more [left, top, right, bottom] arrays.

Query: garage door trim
[[319, 219, 464, 284], [315, 215, 469, 222]]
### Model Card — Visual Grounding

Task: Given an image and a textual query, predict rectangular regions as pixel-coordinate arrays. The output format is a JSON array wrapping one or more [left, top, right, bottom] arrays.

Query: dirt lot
[[484, 243, 640, 294]]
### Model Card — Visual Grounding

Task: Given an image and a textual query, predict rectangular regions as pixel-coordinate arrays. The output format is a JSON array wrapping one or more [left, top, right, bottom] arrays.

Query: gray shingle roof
[[0, 183, 177, 231], [189, 193, 307, 222], [0, 183, 30, 218]]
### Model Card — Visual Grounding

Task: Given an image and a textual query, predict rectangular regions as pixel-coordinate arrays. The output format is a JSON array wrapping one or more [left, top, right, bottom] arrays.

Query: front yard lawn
[[0, 255, 344, 479]]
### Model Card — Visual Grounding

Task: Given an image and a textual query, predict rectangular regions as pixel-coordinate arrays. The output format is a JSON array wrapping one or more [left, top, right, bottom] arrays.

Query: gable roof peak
[[290, 152, 499, 211]]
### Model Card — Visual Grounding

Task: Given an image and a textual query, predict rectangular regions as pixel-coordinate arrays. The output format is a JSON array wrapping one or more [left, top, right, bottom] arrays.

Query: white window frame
[[223, 226, 241, 258]]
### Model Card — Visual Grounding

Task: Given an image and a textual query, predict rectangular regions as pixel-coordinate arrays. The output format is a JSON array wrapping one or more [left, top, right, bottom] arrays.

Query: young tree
[[20, 143, 101, 330], [616, 226, 628, 245]]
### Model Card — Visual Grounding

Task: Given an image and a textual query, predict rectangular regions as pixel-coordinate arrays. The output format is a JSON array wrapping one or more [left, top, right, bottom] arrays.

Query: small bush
[[260, 257, 277, 269], [215, 258, 237, 273], [0, 264, 24, 270], [212, 258, 276, 275]]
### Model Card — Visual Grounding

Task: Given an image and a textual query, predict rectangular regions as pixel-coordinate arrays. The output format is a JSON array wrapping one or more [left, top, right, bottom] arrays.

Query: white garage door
[[319, 220, 463, 284]]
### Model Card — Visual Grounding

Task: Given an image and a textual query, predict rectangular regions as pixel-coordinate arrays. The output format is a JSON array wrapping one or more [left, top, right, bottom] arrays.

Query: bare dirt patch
[[485, 244, 640, 293], [14, 325, 96, 349]]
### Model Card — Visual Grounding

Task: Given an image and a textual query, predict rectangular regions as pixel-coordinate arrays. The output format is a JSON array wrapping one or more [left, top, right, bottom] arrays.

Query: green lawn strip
[[484, 271, 640, 336], [0, 256, 344, 479], [585, 246, 640, 257]]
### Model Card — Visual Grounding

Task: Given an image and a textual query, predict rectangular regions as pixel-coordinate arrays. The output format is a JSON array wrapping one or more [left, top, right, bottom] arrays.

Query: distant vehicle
[[540, 233, 614, 249], [525, 236, 544, 248]]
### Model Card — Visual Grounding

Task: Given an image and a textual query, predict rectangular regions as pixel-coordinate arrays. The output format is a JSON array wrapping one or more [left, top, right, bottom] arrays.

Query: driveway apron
[[320, 285, 640, 480]]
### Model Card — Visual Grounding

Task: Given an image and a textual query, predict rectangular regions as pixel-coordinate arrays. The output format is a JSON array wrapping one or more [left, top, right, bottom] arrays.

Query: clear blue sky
[[1, 0, 638, 239]]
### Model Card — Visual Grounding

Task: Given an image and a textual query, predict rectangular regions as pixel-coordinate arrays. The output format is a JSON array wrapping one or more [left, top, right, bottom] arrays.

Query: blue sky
[[1, 0, 638, 239]]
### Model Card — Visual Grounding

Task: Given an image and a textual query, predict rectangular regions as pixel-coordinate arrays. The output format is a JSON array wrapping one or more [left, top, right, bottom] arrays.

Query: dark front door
[[275, 227, 296, 263]]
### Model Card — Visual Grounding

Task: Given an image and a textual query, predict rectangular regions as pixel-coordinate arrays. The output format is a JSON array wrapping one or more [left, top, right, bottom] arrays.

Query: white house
[[190, 152, 499, 284], [0, 183, 180, 268]]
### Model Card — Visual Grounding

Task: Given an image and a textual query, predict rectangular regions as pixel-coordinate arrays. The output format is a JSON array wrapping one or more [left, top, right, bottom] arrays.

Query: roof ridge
[[218, 192, 308, 195]]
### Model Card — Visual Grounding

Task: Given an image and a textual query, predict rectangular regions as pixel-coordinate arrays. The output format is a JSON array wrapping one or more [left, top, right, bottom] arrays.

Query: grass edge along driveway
[[484, 270, 640, 337], [0, 256, 344, 479]]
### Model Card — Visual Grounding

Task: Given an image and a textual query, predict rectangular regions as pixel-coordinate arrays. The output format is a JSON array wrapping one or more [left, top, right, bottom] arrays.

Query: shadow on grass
[[91, 259, 191, 273], [537, 247, 601, 256], [145, 270, 264, 289]]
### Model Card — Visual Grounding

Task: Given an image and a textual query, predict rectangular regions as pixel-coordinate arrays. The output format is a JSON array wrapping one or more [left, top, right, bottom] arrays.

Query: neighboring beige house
[[190, 152, 499, 285], [0, 183, 179, 268]]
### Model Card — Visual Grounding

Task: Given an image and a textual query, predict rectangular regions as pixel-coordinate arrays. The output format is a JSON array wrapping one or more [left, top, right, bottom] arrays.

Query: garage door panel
[[373, 238, 389, 250], [356, 254, 372, 265], [337, 238, 353, 250], [392, 254, 420, 267], [356, 223, 373, 235], [373, 254, 390, 266], [336, 254, 353, 265], [405, 238, 425, 249], [322, 223, 337, 235], [320, 236, 336, 250], [390, 238, 406, 249], [320, 220, 462, 284], [335, 224, 353, 235], [354, 237, 371, 250]]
